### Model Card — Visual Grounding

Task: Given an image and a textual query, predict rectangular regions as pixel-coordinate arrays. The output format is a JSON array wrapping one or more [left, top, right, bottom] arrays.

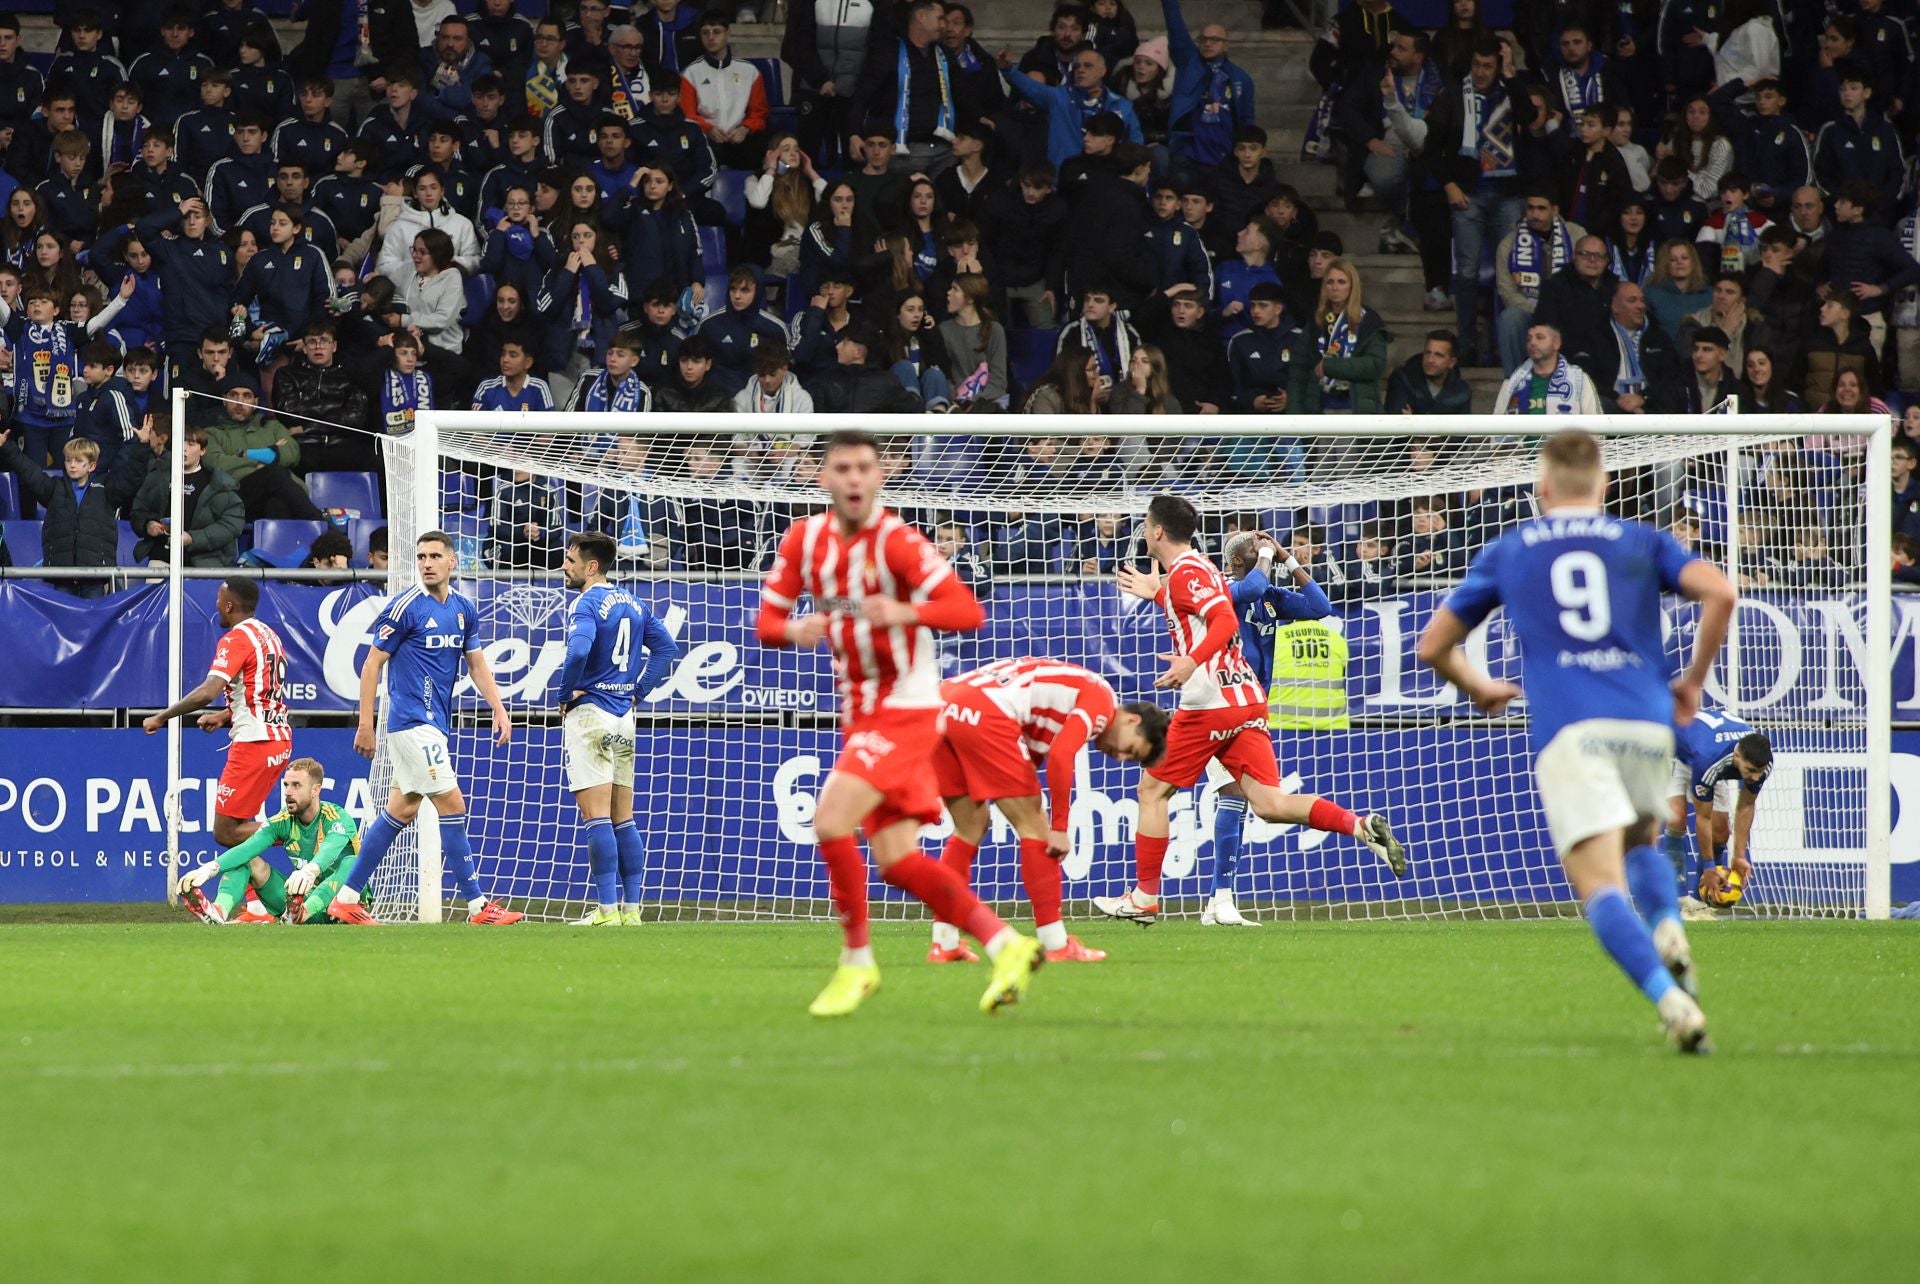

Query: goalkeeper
[[175, 758, 359, 924], [1664, 707, 1773, 907]]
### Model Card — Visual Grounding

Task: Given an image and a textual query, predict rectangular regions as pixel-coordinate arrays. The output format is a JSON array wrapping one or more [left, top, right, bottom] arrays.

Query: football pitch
[[2, 914, 1915, 1282]]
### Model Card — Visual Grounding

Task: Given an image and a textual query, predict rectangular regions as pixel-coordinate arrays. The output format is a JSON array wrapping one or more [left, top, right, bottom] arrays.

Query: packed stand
[[0, 2, 1907, 588]]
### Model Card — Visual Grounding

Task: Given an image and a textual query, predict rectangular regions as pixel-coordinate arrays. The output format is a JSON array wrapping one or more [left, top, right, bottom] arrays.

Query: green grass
[[2, 916, 1915, 1282]]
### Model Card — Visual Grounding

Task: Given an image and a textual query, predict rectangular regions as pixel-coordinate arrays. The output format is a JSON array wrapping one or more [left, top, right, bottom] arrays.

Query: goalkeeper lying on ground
[[176, 758, 359, 924]]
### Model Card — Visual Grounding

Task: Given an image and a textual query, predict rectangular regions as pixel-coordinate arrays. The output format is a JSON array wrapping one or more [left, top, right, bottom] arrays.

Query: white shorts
[[1535, 719, 1675, 858], [387, 725, 460, 798], [565, 703, 636, 792], [1667, 761, 1741, 813]]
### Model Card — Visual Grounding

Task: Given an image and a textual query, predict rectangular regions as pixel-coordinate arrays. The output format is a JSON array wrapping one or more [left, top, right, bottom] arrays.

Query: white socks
[[841, 945, 876, 969], [982, 927, 1013, 960], [931, 922, 960, 949], [1036, 921, 1068, 952]]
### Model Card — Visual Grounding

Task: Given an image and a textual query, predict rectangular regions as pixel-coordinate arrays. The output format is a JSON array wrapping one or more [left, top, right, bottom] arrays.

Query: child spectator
[[130, 424, 245, 568], [697, 265, 789, 396], [978, 165, 1067, 328], [275, 321, 375, 474], [734, 345, 814, 415], [69, 339, 138, 475], [379, 331, 435, 435], [0, 432, 144, 592], [1696, 172, 1772, 276], [933, 520, 995, 599], [655, 332, 734, 414], [472, 336, 558, 413], [1214, 215, 1285, 341], [1895, 533, 1920, 586], [487, 469, 560, 570], [565, 333, 652, 413], [936, 273, 1008, 410], [1648, 157, 1708, 242]]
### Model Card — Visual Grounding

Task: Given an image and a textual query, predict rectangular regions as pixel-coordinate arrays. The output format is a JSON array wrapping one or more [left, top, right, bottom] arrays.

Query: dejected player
[[1094, 495, 1407, 924], [329, 531, 523, 925], [1418, 429, 1736, 1053], [174, 757, 361, 924], [927, 657, 1170, 965], [558, 531, 680, 927], [1665, 705, 1773, 908], [143, 576, 294, 866], [757, 429, 1046, 1018], [1204, 529, 1335, 926]]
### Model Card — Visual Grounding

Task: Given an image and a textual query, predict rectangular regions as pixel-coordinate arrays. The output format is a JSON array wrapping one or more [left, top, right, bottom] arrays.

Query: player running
[[174, 758, 360, 924], [143, 577, 292, 857], [1204, 530, 1335, 926], [927, 657, 1170, 964], [1094, 495, 1406, 924], [329, 530, 522, 925], [1418, 429, 1735, 1053], [757, 429, 1045, 1018], [558, 531, 680, 927], [1665, 705, 1773, 908]]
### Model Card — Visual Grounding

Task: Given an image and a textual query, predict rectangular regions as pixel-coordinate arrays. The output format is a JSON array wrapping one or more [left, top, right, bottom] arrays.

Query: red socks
[[1018, 837, 1063, 929], [817, 836, 870, 950], [1136, 834, 1169, 897], [1308, 798, 1361, 836], [940, 836, 978, 885], [883, 856, 1006, 946]]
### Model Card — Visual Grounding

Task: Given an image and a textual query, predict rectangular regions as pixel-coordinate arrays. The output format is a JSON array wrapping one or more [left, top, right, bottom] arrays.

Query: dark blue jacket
[[356, 105, 432, 182], [1823, 220, 1920, 317], [36, 176, 101, 246], [175, 106, 239, 188], [636, 109, 717, 195], [1813, 111, 1908, 214], [535, 260, 629, 369], [206, 152, 276, 232], [232, 241, 333, 335], [48, 49, 126, 127], [135, 163, 202, 218], [479, 157, 543, 217], [697, 268, 790, 394], [71, 375, 140, 474], [788, 305, 850, 389], [633, 203, 702, 293], [1160, 0, 1255, 164], [1732, 110, 1811, 206], [542, 98, 605, 167], [312, 173, 383, 241], [135, 211, 237, 346], [231, 66, 296, 123], [478, 221, 560, 302], [96, 258, 166, 351], [236, 202, 342, 257], [128, 50, 215, 126], [271, 117, 350, 180], [1143, 213, 1214, 299], [794, 222, 856, 302], [1227, 316, 1309, 411]]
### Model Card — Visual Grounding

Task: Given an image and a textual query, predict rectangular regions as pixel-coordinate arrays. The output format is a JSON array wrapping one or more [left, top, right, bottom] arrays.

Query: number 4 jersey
[[1442, 508, 1698, 755]]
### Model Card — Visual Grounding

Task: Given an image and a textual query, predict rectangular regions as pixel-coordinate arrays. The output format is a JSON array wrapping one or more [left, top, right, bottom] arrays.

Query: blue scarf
[[1460, 77, 1516, 178], [1318, 311, 1356, 400], [895, 40, 955, 146], [582, 369, 648, 413], [1610, 236, 1654, 284], [1508, 354, 1578, 414], [573, 272, 594, 342], [381, 365, 434, 432], [1556, 54, 1607, 114], [912, 229, 937, 281], [1393, 63, 1443, 118], [1716, 209, 1759, 276], [1610, 319, 1646, 395], [1508, 218, 1573, 298], [609, 63, 651, 120]]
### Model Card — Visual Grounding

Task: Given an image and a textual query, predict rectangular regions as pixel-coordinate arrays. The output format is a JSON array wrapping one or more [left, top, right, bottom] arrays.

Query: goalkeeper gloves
[[173, 861, 218, 898], [286, 862, 321, 897]]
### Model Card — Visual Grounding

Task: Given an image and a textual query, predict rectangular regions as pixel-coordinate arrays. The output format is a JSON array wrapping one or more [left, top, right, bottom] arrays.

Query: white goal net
[[363, 411, 1891, 924]]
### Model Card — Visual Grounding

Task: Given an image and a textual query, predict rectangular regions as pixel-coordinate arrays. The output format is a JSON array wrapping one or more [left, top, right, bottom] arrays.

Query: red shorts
[[932, 689, 1041, 803], [1147, 705, 1279, 790], [216, 739, 293, 820], [835, 706, 943, 836]]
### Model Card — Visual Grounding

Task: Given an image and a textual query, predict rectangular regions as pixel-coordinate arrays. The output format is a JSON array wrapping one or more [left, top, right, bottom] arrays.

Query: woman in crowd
[[795, 179, 859, 304], [744, 133, 825, 279], [378, 168, 481, 279], [1021, 342, 1100, 416], [1430, 0, 1492, 80], [1107, 342, 1183, 478], [403, 228, 467, 358], [479, 186, 556, 302], [1660, 96, 1734, 205], [884, 291, 954, 411], [22, 229, 83, 304], [937, 272, 1009, 411], [537, 220, 629, 407], [895, 178, 947, 288], [2, 189, 45, 270], [1608, 198, 1657, 285], [632, 167, 704, 309], [1802, 293, 1881, 410], [1645, 239, 1711, 340], [471, 280, 547, 378], [1739, 345, 1802, 414]]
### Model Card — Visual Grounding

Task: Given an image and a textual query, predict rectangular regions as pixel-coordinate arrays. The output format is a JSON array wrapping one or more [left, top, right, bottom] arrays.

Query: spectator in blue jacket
[[1812, 69, 1908, 221], [423, 15, 494, 116], [1002, 44, 1143, 170], [132, 196, 236, 376], [1144, 176, 1215, 299], [697, 264, 791, 396], [1215, 216, 1286, 341], [536, 219, 630, 404], [1160, 0, 1256, 170], [230, 205, 332, 358]]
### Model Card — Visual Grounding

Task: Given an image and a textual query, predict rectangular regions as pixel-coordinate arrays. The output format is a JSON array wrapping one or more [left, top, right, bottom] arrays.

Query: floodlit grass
[[2, 915, 1914, 1282]]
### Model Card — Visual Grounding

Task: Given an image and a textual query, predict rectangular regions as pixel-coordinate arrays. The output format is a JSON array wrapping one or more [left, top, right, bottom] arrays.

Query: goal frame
[[223, 409, 1891, 922]]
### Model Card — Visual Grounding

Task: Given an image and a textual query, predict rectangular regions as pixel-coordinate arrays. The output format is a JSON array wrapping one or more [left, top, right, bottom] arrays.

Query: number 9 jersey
[[1442, 510, 1698, 755]]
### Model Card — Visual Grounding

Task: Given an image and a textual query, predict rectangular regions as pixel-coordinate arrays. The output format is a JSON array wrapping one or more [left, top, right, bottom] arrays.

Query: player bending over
[[559, 532, 680, 926], [1203, 529, 1335, 926], [1095, 495, 1406, 924], [142, 577, 293, 853], [1666, 706, 1773, 908], [757, 429, 1045, 1017], [928, 657, 1170, 964], [175, 758, 360, 924], [330, 531, 523, 925], [1418, 429, 1734, 1053]]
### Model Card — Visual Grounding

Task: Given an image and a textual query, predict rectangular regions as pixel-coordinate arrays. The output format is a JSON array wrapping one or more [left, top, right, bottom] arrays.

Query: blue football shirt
[[1443, 510, 1698, 754], [373, 586, 480, 734], [1230, 565, 1335, 688], [1674, 706, 1769, 803], [560, 582, 677, 715]]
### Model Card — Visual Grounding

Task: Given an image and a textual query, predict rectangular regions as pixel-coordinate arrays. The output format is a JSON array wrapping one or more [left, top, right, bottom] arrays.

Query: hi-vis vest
[[1268, 619, 1349, 730]]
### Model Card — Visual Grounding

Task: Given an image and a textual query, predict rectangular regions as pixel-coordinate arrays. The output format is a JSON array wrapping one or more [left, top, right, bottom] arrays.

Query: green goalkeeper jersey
[[229, 802, 360, 877]]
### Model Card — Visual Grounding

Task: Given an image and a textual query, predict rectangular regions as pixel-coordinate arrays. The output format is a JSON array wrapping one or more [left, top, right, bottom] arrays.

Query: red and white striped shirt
[[944, 657, 1116, 829], [761, 507, 956, 723], [1159, 550, 1264, 711], [207, 618, 292, 743]]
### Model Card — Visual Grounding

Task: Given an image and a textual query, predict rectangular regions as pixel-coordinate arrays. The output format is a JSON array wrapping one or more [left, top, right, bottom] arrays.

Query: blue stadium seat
[[117, 522, 139, 566], [2, 520, 44, 566], [306, 471, 383, 518], [441, 472, 480, 514], [749, 57, 786, 110], [347, 517, 386, 568], [250, 519, 330, 568], [463, 272, 496, 327], [0, 473, 17, 520], [697, 226, 729, 303], [711, 168, 749, 228], [1008, 326, 1059, 398]]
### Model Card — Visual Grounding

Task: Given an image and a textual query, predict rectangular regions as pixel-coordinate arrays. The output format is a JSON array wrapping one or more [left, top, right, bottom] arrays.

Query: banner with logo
[[4, 726, 1914, 906], [0, 579, 1908, 720]]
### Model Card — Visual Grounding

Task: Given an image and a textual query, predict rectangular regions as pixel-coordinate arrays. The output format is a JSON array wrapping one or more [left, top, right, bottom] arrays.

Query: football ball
[[1699, 865, 1745, 908]]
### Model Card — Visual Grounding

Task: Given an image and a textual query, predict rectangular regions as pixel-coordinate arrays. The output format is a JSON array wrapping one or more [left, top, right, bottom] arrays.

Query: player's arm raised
[[140, 672, 228, 734], [466, 646, 513, 744], [1671, 560, 1736, 725]]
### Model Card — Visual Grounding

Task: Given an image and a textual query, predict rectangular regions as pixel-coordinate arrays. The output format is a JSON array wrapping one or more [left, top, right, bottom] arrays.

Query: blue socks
[[1661, 829, 1691, 895], [1625, 843, 1681, 933], [343, 808, 406, 895], [439, 814, 484, 904], [585, 817, 618, 908], [1212, 795, 1248, 896], [615, 821, 646, 905], [1584, 885, 1676, 1004]]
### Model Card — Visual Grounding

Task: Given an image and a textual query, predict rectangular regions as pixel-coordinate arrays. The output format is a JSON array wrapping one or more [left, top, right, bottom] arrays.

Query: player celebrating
[[1094, 496, 1405, 924], [558, 531, 680, 927], [143, 577, 292, 855], [329, 531, 522, 925], [174, 758, 360, 924], [927, 657, 1170, 964], [1665, 705, 1773, 907], [1417, 429, 1735, 1053], [757, 429, 1045, 1018], [1205, 530, 1335, 927]]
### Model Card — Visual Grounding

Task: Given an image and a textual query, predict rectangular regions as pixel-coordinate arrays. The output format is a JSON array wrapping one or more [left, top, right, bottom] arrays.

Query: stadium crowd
[[0, 0, 1914, 588]]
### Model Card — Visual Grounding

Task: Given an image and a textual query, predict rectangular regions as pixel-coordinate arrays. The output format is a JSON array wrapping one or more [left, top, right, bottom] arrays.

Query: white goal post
[[347, 409, 1890, 925]]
